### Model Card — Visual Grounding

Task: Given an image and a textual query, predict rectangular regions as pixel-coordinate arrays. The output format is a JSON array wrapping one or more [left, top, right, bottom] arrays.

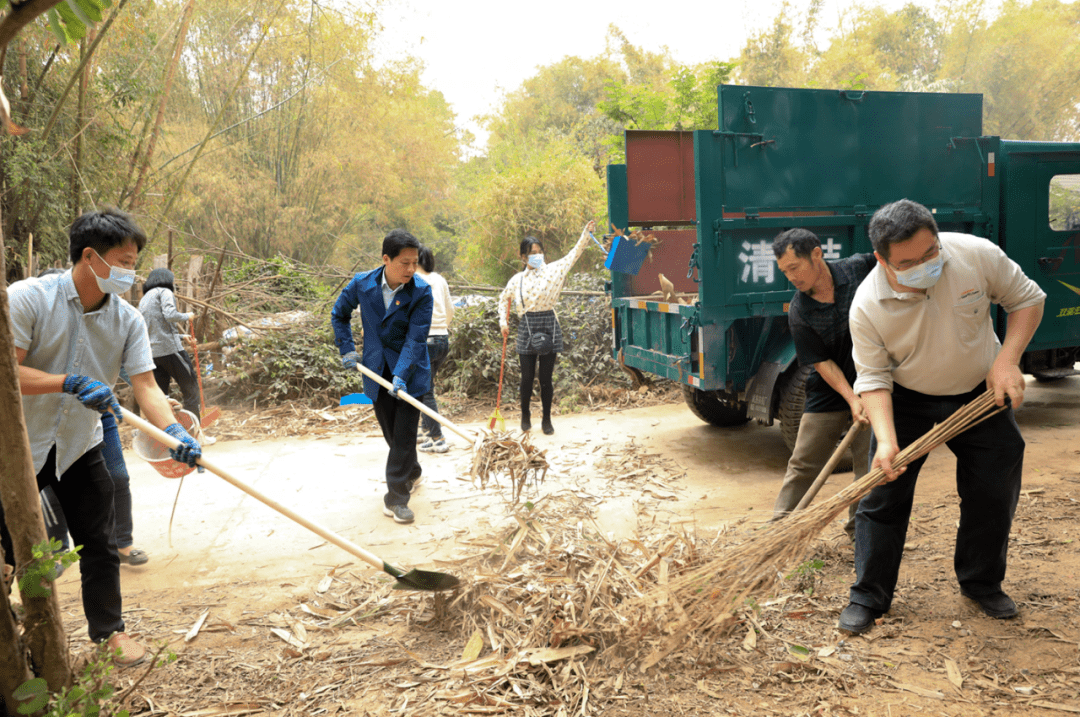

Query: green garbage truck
[[606, 84, 1080, 452]]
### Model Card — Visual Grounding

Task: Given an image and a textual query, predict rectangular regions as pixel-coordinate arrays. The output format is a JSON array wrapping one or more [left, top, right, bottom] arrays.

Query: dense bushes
[[210, 271, 629, 409]]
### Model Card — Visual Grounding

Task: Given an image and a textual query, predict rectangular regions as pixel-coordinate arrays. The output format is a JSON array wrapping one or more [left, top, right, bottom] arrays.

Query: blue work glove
[[165, 423, 204, 472], [62, 374, 122, 421], [391, 375, 407, 398], [341, 351, 360, 370]]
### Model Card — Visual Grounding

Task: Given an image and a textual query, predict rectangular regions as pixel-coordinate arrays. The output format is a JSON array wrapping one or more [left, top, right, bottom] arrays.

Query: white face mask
[[527, 254, 545, 269], [892, 254, 944, 289], [91, 249, 137, 294]]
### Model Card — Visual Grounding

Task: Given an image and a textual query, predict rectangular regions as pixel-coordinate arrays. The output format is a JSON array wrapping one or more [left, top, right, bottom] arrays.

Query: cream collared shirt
[[850, 232, 1046, 397]]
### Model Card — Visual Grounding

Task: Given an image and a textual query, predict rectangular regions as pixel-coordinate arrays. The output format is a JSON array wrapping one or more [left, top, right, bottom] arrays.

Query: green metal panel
[[715, 85, 985, 211], [606, 164, 633, 300], [999, 141, 1080, 347]]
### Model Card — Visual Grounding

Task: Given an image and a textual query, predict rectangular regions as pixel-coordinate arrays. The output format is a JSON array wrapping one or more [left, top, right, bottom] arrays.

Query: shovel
[[795, 421, 866, 511], [120, 407, 460, 592], [355, 365, 478, 446], [487, 297, 512, 431]]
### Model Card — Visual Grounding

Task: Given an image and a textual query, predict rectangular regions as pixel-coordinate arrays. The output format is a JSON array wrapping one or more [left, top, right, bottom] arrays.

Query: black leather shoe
[[521, 416, 532, 431], [961, 590, 1018, 618], [838, 603, 883, 634], [541, 420, 554, 435]]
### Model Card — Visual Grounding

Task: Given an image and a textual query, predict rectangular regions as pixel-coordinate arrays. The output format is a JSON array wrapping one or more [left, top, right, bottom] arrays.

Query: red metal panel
[[626, 131, 696, 225], [629, 229, 698, 296]]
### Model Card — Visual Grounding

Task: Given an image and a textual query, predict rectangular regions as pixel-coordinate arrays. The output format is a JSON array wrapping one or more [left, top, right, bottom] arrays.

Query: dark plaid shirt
[[789, 253, 876, 413]]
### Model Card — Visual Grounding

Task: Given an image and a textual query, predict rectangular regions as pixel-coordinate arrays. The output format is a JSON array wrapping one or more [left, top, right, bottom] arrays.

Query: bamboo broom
[[632, 389, 1008, 669]]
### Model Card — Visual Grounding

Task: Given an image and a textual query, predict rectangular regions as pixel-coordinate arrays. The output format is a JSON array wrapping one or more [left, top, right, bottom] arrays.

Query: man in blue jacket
[[331, 230, 433, 524]]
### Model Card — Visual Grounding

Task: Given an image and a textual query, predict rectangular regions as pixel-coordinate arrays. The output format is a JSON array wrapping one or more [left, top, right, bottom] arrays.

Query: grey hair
[[868, 199, 939, 259]]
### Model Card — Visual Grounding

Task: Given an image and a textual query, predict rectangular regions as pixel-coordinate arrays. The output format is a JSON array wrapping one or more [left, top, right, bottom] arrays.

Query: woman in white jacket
[[499, 220, 595, 434]]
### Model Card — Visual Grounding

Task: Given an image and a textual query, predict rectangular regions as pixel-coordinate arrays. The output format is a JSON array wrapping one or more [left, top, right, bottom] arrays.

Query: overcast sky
[[372, 0, 958, 151]]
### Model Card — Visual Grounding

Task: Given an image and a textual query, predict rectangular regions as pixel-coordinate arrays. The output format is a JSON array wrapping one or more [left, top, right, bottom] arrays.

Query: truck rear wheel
[[777, 364, 854, 472], [681, 385, 750, 427]]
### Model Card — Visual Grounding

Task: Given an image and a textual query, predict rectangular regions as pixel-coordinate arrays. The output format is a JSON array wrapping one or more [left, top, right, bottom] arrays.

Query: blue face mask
[[527, 254, 545, 269], [893, 253, 944, 289], [91, 250, 137, 294]]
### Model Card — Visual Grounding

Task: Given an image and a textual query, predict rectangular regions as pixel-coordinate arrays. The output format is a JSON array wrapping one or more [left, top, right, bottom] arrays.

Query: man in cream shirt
[[839, 199, 1045, 634]]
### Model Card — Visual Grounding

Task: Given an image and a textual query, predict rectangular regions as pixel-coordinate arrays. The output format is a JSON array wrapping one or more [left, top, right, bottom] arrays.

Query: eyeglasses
[[888, 241, 942, 272]]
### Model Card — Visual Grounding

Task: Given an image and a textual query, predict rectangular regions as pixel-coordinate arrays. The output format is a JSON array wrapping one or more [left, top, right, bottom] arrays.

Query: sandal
[[118, 549, 149, 566], [106, 632, 147, 668]]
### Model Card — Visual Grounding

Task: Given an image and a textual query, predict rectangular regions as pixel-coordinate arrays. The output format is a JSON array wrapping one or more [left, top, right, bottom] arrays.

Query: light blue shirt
[[138, 287, 191, 357], [381, 272, 405, 312], [8, 271, 156, 477]]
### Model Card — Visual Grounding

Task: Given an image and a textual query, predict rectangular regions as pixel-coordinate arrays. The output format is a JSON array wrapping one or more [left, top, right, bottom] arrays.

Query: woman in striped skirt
[[499, 220, 596, 434]]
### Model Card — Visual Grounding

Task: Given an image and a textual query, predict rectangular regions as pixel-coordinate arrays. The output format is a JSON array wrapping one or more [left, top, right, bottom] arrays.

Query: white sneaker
[[419, 438, 448, 454]]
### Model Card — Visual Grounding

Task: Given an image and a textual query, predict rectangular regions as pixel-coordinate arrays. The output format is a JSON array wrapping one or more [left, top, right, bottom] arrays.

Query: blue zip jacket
[[331, 267, 432, 400]]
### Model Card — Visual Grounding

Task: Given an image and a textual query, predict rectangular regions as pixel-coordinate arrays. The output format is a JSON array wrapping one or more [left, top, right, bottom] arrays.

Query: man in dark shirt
[[770, 228, 876, 539]]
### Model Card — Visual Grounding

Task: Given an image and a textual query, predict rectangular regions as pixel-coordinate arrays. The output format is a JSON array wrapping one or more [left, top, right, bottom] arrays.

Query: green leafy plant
[[785, 558, 825, 596], [18, 537, 81, 599], [15, 641, 176, 716], [45, 0, 112, 44]]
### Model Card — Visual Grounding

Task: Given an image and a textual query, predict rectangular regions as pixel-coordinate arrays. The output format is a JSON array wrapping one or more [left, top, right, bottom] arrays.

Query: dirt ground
[[42, 375, 1080, 716]]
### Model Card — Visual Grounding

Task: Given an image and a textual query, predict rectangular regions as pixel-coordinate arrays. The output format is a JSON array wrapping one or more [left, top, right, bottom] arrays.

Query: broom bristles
[[627, 390, 1005, 663]]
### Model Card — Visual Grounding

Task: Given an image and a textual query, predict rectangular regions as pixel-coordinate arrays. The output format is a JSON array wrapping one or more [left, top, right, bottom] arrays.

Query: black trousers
[[1, 444, 124, 642], [850, 383, 1024, 612], [372, 367, 421, 507], [152, 350, 202, 419], [519, 352, 557, 421]]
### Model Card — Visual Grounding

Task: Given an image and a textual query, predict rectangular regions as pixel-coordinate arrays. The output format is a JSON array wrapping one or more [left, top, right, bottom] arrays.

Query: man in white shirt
[[3, 208, 203, 665], [839, 199, 1045, 634]]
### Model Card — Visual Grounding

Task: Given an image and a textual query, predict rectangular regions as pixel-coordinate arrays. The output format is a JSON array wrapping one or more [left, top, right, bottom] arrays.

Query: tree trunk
[[0, 203, 71, 708], [129, 0, 194, 211]]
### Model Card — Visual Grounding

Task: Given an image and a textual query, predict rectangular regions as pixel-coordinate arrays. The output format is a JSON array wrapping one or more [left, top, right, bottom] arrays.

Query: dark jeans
[[420, 335, 449, 439], [519, 352, 557, 421], [42, 413, 134, 550], [2, 445, 124, 642], [850, 383, 1024, 612], [372, 366, 421, 507], [153, 351, 201, 419]]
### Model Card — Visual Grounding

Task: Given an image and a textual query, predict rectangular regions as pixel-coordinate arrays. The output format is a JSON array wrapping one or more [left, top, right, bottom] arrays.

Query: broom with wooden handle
[[794, 421, 866, 511], [635, 389, 1008, 669], [121, 407, 460, 592]]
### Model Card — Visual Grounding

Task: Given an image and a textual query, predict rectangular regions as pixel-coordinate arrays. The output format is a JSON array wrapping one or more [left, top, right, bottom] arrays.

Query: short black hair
[[772, 228, 820, 260], [382, 229, 420, 260], [520, 236, 543, 256], [144, 267, 176, 294], [418, 245, 435, 273], [69, 207, 147, 265], [868, 199, 939, 259]]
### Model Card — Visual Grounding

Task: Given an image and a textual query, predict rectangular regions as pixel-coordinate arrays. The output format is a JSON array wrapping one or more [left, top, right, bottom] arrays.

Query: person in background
[[137, 269, 203, 424], [499, 220, 596, 435], [769, 229, 875, 540], [415, 245, 454, 453], [3, 207, 202, 666], [331, 229, 432, 525], [840, 199, 1045, 634]]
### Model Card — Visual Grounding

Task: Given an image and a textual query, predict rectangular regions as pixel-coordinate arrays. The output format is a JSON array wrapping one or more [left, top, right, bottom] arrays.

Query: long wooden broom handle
[[795, 421, 865, 511], [355, 364, 477, 446], [120, 407, 390, 574]]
